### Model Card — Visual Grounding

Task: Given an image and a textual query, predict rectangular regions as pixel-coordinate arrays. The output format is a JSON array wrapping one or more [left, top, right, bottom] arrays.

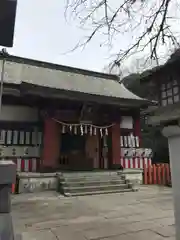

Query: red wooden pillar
[[41, 118, 60, 170], [111, 123, 121, 165]]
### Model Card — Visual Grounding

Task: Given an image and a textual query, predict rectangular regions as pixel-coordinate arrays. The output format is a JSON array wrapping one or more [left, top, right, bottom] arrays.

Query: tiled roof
[[140, 50, 180, 82], [1, 57, 146, 103]]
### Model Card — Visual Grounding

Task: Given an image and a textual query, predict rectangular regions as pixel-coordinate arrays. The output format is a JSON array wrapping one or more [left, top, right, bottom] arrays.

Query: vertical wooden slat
[[148, 165, 152, 184], [143, 163, 148, 184], [143, 163, 171, 186], [157, 165, 161, 185], [21, 159, 25, 172], [11, 184, 15, 194], [153, 164, 157, 184], [161, 164, 165, 185]]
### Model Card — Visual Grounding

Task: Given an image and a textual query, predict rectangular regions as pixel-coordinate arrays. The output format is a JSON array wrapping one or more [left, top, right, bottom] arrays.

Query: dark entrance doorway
[[59, 133, 94, 171], [61, 133, 85, 154]]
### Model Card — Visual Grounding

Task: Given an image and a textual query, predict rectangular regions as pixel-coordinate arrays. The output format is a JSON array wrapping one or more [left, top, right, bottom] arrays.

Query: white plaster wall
[[120, 116, 133, 129], [0, 105, 38, 122]]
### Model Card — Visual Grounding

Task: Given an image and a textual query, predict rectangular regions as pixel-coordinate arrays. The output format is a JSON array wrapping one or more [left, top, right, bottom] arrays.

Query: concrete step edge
[[64, 188, 134, 197], [61, 180, 125, 185], [63, 183, 129, 191], [59, 176, 125, 181]]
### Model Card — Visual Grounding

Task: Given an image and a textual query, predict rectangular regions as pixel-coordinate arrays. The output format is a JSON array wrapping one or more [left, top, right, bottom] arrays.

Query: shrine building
[[139, 50, 180, 125], [139, 48, 180, 239], [0, 55, 152, 173]]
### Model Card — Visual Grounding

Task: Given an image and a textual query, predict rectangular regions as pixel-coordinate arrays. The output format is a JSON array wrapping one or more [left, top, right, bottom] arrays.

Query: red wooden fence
[[143, 163, 171, 185], [12, 184, 15, 193]]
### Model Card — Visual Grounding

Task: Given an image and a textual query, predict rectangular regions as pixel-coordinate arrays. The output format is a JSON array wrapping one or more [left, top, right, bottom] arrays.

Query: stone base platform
[[16, 169, 143, 195]]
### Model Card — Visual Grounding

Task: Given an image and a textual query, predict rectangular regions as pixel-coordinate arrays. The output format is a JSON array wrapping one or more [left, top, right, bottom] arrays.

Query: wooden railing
[[143, 163, 171, 185]]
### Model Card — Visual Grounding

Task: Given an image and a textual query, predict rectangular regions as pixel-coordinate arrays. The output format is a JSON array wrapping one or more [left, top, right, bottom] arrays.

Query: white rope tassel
[[52, 118, 115, 129], [80, 125, 84, 135], [100, 128, 103, 138], [74, 126, 77, 135], [62, 125, 65, 134], [90, 126, 93, 135], [94, 127, 97, 135], [105, 128, 108, 136], [85, 125, 88, 134], [69, 125, 72, 132]]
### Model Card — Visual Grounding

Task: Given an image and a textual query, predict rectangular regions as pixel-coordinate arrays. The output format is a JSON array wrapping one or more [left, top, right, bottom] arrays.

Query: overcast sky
[[1, 0, 177, 73], [1, 0, 114, 72]]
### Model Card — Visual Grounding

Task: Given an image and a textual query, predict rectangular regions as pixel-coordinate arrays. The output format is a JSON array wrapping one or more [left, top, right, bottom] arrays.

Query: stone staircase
[[57, 171, 137, 196]]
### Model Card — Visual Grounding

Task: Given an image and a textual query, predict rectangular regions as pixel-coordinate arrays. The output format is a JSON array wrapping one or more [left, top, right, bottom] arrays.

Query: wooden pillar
[[111, 123, 121, 165], [86, 135, 99, 169], [41, 118, 60, 171]]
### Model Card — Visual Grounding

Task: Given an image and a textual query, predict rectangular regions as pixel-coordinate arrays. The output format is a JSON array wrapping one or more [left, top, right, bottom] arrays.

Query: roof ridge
[[0, 54, 119, 81]]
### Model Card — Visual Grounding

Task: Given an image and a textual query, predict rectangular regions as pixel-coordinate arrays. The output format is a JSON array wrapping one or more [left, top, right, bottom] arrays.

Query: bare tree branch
[[65, 0, 179, 67]]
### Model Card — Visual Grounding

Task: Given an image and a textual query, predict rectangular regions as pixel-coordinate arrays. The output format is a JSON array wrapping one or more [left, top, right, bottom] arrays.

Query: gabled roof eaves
[[140, 55, 180, 83], [0, 56, 147, 105]]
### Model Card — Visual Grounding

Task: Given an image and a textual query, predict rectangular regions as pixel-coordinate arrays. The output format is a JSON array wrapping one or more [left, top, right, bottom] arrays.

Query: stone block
[[18, 176, 57, 193], [123, 169, 143, 184], [0, 160, 16, 184]]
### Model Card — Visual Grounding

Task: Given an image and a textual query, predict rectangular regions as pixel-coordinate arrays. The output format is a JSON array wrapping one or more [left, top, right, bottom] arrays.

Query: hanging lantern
[[100, 128, 103, 138], [62, 125, 65, 134], [85, 125, 88, 134], [80, 125, 84, 135], [74, 125, 77, 135], [94, 127, 97, 135], [105, 128, 108, 136], [90, 125, 93, 135]]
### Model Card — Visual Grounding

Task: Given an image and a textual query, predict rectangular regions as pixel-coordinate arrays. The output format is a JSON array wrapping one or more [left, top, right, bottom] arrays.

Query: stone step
[[61, 179, 125, 187], [60, 172, 123, 179], [61, 171, 121, 177], [57, 171, 137, 197], [64, 188, 133, 196], [63, 183, 130, 194], [59, 175, 125, 182]]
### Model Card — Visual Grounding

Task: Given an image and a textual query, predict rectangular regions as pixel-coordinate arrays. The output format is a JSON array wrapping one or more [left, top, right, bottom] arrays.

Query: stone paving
[[11, 186, 175, 239]]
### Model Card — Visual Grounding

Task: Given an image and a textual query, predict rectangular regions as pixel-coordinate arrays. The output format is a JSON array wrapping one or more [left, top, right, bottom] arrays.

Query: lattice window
[[161, 79, 179, 106]]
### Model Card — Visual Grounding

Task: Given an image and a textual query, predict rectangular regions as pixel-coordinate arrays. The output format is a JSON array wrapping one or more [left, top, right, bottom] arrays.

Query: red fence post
[[11, 184, 15, 194], [144, 163, 148, 184], [157, 165, 161, 185], [161, 164, 165, 185], [143, 163, 171, 186], [148, 165, 152, 184], [152, 164, 157, 184]]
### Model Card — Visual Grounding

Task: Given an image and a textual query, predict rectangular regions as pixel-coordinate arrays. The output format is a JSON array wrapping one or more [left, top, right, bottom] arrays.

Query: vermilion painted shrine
[[0, 55, 152, 173]]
